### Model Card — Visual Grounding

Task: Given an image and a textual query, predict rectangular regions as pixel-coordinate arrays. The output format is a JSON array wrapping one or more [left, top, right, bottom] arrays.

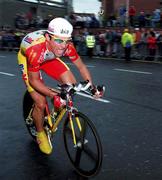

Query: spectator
[[94, 32, 101, 56], [156, 31, 162, 60], [129, 5, 136, 27], [99, 33, 106, 56], [147, 31, 157, 61], [108, 14, 117, 27], [145, 13, 151, 27], [118, 4, 126, 26], [105, 29, 114, 56], [133, 28, 142, 57], [121, 28, 134, 62], [85, 32, 96, 58], [151, 9, 161, 27], [69, 12, 76, 26], [138, 11, 146, 27], [114, 29, 122, 58], [140, 28, 148, 58]]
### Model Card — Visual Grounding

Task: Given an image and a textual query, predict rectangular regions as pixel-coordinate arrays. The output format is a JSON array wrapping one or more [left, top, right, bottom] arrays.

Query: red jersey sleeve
[[64, 43, 79, 62], [25, 43, 45, 72]]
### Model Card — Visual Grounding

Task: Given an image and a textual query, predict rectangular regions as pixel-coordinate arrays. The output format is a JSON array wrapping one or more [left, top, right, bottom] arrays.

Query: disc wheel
[[63, 112, 103, 177]]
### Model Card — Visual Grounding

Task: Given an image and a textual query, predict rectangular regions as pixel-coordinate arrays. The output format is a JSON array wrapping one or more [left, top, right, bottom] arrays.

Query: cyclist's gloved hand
[[77, 80, 92, 91], [59, 84, 75, 99], [53, 95, 66, 109], [77, 80, 105, 98], [89, 85, 105, 98]]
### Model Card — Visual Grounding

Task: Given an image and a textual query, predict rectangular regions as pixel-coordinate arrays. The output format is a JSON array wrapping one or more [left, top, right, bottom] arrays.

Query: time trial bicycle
[[23, 84, 104, 177]]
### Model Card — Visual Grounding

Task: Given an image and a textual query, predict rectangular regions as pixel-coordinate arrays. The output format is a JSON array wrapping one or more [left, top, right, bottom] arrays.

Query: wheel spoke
[[83, 145, 98, 162], [74, 147, 83, 167]]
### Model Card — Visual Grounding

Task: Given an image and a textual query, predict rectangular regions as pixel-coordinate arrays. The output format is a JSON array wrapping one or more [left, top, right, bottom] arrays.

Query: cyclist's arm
[[28, 71, 57, 98], [66, 43, 92, 84], [73, 57, 92, 85]]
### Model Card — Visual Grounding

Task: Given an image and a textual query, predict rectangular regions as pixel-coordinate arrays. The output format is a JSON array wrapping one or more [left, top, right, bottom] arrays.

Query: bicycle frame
[[45, 93, 82, 146], [24, 86, 103, 177]]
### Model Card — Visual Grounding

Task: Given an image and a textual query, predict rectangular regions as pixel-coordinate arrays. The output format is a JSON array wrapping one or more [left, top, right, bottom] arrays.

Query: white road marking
[[114, 68, 152, 75], [0, 72, 15, 76], [0, 56, 6, 58], [66, 62, 95, 68]]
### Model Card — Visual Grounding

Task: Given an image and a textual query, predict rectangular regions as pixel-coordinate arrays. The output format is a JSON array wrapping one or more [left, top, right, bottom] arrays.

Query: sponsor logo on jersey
[[38, 50, 45, 63], [30, 52, 37, 63], [24, 36, 33, 44], [19, 64, 24, 73]]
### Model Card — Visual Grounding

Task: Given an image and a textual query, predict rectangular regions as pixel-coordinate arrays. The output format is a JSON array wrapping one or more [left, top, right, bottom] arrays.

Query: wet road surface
[[0, 52, 162, 180]]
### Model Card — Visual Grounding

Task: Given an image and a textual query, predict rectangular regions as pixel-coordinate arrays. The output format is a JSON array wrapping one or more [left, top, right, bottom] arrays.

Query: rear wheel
[[63, 112, 103, 177], [23, 91, 52, 141], [23, 91, 37, 140]]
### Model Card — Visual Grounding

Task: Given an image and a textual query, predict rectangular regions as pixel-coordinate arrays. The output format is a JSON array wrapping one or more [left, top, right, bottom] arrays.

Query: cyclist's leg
[[41, 58, 77, 84], [18, 50, 46, 132], [29, 91, 46, 132], [18, 51, 52, 154], [29, 91, 52, 154]]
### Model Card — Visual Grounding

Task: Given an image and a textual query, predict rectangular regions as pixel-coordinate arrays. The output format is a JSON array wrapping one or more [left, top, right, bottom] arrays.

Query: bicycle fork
[[69, 113, 82, 146]]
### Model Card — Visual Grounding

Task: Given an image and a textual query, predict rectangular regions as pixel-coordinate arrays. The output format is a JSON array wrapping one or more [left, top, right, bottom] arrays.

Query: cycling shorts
[[18, 50, 70, 93]]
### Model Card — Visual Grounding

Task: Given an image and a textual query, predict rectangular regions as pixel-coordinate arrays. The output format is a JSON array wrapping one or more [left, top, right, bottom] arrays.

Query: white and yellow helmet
[[47, 17, 73, 38]]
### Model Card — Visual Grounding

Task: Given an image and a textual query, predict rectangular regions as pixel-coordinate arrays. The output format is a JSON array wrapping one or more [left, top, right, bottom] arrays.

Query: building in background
[[0, 0, 73, 27], [100, 0, 162, 19]]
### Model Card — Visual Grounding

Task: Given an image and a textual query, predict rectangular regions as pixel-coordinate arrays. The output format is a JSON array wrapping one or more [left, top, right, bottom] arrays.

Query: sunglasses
[[50, 35, 72, 44]]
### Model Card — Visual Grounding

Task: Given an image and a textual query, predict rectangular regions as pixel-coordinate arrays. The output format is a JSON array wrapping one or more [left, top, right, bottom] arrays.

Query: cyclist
[[18, 17, 104, 155]]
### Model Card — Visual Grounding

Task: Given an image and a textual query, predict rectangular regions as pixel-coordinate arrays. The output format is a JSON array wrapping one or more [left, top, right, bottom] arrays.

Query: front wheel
[[63, 112, 103, 177]]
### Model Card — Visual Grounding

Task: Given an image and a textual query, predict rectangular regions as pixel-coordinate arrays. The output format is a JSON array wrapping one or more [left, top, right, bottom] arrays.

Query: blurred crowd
[[73, 27, 162, 61], [13, 12, 100, 30], [9, 5, 162, 30], [1, 8, 162, 61], [107, 6, 162, 28], [1, 26, 162, 61]]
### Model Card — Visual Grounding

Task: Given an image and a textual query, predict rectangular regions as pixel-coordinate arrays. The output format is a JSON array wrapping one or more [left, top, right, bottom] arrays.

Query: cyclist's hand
[[77, 80, 92, 91], [89, 85, 105, 99], [77, 80, 105, 98], [53, 95, 66, 109], [59, 84, 75, 99]]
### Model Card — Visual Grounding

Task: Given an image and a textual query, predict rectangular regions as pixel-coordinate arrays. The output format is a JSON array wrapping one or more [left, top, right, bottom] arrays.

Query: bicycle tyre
[[63, 112, 103, 177], [23, 91, 37, 140]]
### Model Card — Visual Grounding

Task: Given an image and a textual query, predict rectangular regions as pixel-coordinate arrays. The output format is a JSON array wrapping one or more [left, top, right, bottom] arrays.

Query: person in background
[[121, 28, 134, 62], [129, 5, 136, 27], [147, 31, 157, 61], [86, 31, 96, 58]]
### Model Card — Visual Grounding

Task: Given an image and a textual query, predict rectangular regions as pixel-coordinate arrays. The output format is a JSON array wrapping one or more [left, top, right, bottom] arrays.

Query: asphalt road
[[0, 51, 162, 180]]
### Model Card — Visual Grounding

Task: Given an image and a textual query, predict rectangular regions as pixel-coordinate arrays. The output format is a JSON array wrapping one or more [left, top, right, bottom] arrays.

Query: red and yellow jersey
[[20, 30, 79, 72]]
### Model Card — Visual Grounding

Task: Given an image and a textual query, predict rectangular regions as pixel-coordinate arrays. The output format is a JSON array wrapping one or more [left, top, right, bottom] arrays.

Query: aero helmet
[[47, 17, 73, 38]]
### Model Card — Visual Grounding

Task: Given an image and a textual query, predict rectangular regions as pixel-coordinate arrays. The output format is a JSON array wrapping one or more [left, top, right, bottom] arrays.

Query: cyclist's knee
[[34, 100, 46, 111], [59, 70, 77, 84], [33, 95, 46, 111]]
